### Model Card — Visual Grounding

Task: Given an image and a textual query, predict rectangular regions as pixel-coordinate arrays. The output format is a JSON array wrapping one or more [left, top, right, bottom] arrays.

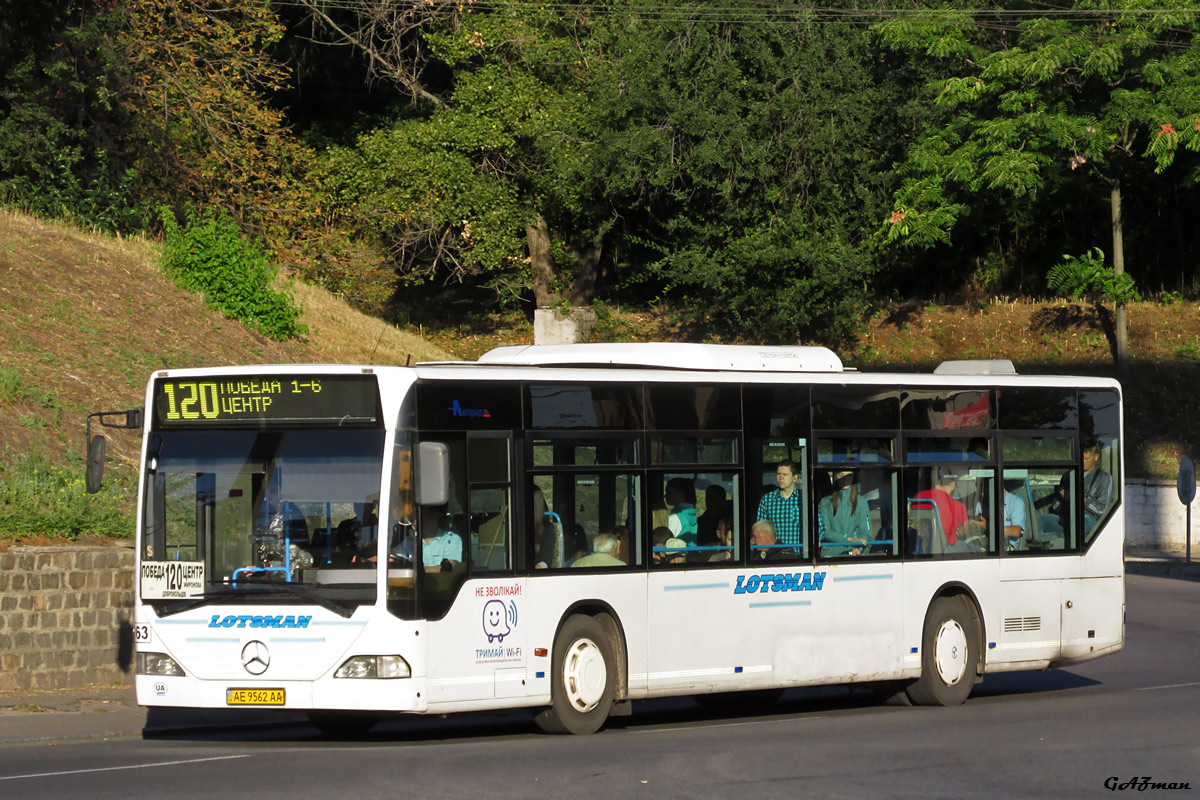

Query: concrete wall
[[0, 544, 134, 692], [1124, 478, 1200, 555]]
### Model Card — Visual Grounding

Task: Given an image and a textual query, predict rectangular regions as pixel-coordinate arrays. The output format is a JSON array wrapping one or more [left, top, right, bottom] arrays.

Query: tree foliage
[[161, 208, 306, 341], [877, 2, 1200, 249], [304, 1, 906, 342], [1048, 247, 1141, 306]]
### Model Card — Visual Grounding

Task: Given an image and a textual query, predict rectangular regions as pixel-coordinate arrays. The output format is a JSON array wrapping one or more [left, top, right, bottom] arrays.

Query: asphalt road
[[1, 570, 1196, 799]]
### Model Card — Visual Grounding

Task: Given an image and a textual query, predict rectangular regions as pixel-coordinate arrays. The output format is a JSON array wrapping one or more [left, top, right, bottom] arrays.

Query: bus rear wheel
[[534, 614, 616, 735], [907, 595, 979, 707]]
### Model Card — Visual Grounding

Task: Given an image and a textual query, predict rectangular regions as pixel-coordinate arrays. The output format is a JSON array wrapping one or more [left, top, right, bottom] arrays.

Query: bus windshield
[[142, 428, 386, 614]]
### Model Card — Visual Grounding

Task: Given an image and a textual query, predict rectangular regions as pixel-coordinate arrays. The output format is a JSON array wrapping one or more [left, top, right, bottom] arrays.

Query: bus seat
[[908, 498, 948, 555], [281, 502, 310, 545], [545, 512, 564, 568]]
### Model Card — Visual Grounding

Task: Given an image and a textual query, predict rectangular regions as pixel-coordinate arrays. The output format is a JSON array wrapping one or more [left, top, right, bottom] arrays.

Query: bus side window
[[816, 467, 898, 559]]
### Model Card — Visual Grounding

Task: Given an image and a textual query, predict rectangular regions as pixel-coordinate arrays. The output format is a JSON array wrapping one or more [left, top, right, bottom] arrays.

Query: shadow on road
[[141, 671, 1105, 746], [1125, 559, 1200, 583]]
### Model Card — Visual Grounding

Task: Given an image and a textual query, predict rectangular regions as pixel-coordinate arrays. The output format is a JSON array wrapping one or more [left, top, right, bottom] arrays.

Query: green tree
[[303, 2, 905, 343], [305, 3, 604, 309], [586, 6, 900, 342], [0, 2, 142, 229], [877, 1, 1200, 373]]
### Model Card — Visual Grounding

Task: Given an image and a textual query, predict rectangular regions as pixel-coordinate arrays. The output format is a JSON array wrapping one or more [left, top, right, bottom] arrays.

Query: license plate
[[226, 688, 285, 706]]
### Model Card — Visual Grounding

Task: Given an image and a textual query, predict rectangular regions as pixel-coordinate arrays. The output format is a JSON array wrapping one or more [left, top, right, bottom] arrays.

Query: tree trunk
[[1110, 181, 1129, 376], [566, 235, 602, 307], [527, 212, 554, 308]]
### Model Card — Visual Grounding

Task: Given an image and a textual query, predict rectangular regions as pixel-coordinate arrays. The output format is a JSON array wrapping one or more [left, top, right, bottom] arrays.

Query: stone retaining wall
[[0, 544, 134, 692], [1124, 478, 1199, 555]]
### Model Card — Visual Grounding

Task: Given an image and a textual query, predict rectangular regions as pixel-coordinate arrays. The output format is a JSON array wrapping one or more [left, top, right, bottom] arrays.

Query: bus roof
[[476, 343, 844, 373]]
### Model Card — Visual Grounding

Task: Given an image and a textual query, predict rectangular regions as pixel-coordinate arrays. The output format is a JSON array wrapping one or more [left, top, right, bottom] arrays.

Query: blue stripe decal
[[664, 583, 730, 591], [748, 600, 812, 608], [184, 637, 240, 643], [831, 574, 894, 582]]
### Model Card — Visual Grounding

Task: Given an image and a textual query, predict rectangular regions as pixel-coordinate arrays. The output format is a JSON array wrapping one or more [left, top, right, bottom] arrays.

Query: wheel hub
[[933, 619, 969, 686], [563, 637, 607, 712]]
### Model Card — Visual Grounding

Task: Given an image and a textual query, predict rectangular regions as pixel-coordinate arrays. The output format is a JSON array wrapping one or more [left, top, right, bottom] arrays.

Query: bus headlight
[[137, 652, 184, 676], [334, 655, 411, 679]]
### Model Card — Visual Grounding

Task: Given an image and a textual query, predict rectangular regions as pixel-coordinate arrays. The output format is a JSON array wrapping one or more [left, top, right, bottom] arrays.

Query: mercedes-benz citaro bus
[[102, 344, 1124, 736]]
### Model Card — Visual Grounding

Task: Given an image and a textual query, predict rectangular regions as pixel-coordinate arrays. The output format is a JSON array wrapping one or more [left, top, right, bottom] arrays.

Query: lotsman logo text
[[448, 400, 491, 418], [733, 571, 826, 595], [208, 614, 312, 629]]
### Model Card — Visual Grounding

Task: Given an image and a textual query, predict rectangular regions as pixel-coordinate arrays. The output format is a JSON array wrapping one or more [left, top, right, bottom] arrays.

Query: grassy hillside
[[0, 210, 453, 541]]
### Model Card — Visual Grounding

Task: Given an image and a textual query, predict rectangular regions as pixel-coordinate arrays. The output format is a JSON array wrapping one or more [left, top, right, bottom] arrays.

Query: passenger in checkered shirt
[[755, 460, 821, 549]]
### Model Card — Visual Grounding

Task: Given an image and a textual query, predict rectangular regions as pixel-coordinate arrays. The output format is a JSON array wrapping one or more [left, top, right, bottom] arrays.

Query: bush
[[0, 452, 133, 540], [160, 208, 306, 340]]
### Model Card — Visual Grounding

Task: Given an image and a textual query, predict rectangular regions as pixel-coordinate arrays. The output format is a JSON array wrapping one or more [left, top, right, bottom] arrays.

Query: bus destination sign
[[152, 375, 379, 428]]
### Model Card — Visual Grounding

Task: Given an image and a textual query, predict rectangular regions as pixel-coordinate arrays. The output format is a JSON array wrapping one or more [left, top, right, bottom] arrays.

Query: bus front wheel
[[534, 614, 616, 735], [907, 595, 979, 707]]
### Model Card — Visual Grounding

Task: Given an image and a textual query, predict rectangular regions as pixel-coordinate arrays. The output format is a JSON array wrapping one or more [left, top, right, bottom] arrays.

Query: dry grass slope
[[0, 209, 453, 473]]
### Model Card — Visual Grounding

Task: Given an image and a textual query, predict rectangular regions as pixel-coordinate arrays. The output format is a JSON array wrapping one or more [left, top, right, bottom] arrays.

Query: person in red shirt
[[913, 467, 970, 547]]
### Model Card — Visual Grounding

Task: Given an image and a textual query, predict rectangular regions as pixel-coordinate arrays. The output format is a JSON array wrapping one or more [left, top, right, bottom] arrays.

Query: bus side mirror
[[416, 442, 449, 506], [84, 407, 143, 494], [86, 435, 107, 494]]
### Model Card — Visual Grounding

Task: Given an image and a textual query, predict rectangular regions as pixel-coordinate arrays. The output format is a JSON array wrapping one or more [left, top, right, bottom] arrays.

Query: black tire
[[692, 688, 783, 713], [906, 595, 979, 707], [534, 614, 616, 735], [306, 710, 380, 738]]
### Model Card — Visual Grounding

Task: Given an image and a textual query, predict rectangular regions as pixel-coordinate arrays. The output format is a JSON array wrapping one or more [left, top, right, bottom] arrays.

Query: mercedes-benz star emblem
[[241, 640, 270, 675]]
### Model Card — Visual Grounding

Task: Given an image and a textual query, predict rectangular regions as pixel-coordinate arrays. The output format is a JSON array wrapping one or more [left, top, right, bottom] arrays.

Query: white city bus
[[110, 344, 1124, 735]]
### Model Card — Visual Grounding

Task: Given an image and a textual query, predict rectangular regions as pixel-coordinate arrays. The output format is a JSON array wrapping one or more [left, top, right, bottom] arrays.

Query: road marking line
[[631, 716, 828, 734], [1135, 681, 1200, 692], [0, 754, 249, 781]]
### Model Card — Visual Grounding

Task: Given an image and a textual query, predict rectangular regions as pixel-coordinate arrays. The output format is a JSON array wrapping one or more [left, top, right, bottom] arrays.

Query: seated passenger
[[708, 514, 735, 562], [1003, 486, 1027, 551], [1081, 443, 1115, 532], [818, 470, 872, 555], [660, 537, 689, 565], [651, 526, 673, 564], [329, 518, 365, 567], [571, 533, 626, 568], [391, 509, 463, 571], [750, 519, 796, 561]]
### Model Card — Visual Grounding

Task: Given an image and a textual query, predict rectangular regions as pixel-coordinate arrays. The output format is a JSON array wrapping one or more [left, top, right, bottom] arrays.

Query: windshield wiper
[[233, 579, 355, 618], [155, 581, 355, 619]]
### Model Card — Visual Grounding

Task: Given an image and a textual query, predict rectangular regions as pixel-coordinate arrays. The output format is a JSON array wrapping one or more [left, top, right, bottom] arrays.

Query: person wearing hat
[[818, 469, 872, 556], [661, 537, 690, 565]]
